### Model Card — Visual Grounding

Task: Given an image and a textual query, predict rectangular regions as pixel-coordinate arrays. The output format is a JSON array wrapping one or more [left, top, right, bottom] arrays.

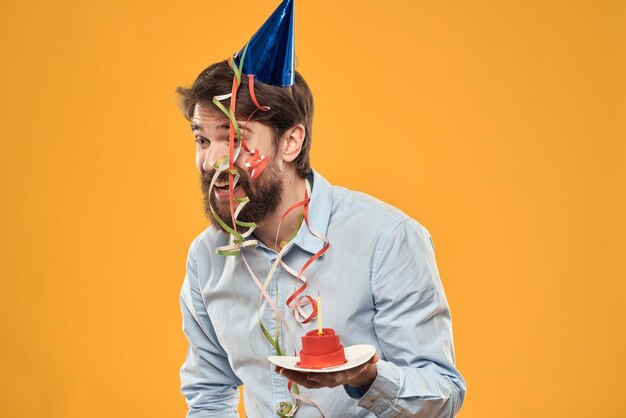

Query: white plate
[[268, 344, 376, 373]]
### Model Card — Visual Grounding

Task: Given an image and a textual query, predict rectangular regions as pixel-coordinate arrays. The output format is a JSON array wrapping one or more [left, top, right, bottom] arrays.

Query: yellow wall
[[1, 1, 624, 417]]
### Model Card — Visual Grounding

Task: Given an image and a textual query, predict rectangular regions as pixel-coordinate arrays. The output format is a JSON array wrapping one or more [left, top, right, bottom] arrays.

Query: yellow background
[[1, 0, 624, 417]]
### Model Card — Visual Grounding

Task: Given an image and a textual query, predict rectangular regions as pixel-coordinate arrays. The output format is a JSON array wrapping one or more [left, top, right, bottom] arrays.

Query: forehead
[[191, 103, 270, 135], [191, 103, 229, 130]]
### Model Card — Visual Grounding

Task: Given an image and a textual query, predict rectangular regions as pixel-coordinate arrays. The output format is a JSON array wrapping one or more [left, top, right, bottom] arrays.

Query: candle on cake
[[317, 296, 323, 335], [296, 295, 347, 369]]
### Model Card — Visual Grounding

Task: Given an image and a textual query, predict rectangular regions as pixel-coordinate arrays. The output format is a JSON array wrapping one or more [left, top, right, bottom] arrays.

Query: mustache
[[200, 167, 249, 188]]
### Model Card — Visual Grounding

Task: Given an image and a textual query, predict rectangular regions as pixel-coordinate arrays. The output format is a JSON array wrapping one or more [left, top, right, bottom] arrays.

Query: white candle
[[317, 296, 323, 335]]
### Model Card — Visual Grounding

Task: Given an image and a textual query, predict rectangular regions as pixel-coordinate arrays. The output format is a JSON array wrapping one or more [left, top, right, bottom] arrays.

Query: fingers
[[306, 371, 346, 388], [274, 367, 361, 389], [274, 367, 324, 389], [274, 366, 346, 389], [273, 355, 379, 390]]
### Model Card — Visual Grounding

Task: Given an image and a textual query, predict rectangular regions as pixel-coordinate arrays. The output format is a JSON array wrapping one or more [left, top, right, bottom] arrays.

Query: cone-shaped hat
[[234, 0, 295, 87]]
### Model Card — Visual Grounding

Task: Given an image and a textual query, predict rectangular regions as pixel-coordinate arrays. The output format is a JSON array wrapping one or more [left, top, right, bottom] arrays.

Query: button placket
[[269, 258, 293, 409]]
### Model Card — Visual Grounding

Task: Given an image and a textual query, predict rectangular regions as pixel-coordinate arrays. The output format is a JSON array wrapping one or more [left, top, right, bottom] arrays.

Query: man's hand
[[274, 353, 379, 393]]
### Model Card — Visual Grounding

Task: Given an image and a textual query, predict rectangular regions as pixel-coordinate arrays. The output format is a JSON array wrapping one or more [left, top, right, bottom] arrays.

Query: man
[[177, 1, 465, 417]]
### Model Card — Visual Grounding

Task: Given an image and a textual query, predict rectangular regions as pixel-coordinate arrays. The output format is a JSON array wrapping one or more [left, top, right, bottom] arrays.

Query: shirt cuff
[[343, 360, 401, 417], [187, 407, 239, 417]]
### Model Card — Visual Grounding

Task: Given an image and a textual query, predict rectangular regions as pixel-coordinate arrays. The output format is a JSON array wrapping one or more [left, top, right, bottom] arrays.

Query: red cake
[[296, 328, 347, 369]]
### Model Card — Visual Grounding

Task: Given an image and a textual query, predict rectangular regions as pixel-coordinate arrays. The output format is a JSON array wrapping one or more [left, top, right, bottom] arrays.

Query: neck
[[254, 170, 307, 252]]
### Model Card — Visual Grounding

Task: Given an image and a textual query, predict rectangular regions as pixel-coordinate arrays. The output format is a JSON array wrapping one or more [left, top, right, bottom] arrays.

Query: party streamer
[[207, 47, 328, 417]]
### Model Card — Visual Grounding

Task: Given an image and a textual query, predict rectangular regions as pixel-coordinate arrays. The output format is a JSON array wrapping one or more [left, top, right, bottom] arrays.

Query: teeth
[[215, 180, 228, 187]]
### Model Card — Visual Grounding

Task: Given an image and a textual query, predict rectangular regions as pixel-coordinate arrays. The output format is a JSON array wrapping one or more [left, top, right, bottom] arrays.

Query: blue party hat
[[234, 0, 295, 87]]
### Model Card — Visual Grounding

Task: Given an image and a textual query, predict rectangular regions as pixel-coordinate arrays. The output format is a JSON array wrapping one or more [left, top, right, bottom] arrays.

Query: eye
[[195, 136, 210, 146]]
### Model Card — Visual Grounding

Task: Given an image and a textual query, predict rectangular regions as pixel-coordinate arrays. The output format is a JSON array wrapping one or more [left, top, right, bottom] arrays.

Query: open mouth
[[212, 179, 244, 201], [214, 179, 231, 190]]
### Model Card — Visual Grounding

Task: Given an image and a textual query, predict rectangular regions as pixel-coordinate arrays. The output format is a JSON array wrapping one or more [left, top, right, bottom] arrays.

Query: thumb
[[368, 353, 380, 364]]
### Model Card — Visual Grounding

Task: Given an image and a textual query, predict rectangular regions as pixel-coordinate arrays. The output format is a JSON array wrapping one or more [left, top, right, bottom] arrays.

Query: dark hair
[[176, 60, 314, 178]]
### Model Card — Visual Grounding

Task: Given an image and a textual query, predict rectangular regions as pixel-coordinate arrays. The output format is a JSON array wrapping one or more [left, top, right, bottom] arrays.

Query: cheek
[[195, 150, 204, 172], [245, 132, 276, 157]]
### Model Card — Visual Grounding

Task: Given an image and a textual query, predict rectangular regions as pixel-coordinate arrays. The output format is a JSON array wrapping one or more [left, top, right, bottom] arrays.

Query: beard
[[200, 160, 284, 234]]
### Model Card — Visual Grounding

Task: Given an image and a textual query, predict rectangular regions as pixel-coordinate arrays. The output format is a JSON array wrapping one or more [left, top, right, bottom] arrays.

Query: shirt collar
[[292, 169, 333, 255]]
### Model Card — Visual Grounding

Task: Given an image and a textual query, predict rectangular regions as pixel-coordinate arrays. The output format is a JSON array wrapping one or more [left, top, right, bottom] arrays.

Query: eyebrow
[[190, 123, 253, 134]]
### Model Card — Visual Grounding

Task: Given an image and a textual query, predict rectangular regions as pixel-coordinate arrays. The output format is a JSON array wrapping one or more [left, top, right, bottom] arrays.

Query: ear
[[279, 124, 305, 163]]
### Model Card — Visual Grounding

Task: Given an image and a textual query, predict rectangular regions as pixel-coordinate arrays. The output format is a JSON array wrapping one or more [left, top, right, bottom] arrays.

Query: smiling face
[[177, 60, 314, 178], [192, 103, 284, 231]]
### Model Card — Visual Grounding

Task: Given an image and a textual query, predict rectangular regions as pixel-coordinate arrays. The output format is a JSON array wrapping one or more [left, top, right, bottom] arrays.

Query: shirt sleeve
[[344, 219, 466, 417], [180, 239, 243, 418]]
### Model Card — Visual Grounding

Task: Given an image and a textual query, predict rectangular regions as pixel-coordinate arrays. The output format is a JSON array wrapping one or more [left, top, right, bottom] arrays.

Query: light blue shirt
[[179, 170, 466, 417]]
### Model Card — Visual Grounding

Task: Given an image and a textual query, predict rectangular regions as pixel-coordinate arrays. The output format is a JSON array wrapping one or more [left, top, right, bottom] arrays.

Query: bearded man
[[177, 2, 465, 417]]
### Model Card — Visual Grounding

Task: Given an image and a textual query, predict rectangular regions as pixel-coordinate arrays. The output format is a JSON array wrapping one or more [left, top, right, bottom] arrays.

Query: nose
[[198, 141, 229, 173]]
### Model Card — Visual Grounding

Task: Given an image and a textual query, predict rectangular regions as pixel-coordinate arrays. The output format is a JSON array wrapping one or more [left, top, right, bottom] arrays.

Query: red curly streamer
[[216, 61, 327, 418], [227, 65, 240, 231], [239, 74, 271, 177], [245, 151, 270, 179], [249, 74, 271, 111], [297, 295, 318, 323], [284, 215, 329, 308]]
